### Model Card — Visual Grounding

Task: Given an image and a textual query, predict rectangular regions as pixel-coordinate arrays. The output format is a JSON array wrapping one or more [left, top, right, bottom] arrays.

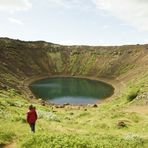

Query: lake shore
[[22, 74, 125, 106]]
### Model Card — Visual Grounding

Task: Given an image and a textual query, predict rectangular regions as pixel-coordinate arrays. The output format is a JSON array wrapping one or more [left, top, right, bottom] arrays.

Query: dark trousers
[[29, 123, 35, 132]]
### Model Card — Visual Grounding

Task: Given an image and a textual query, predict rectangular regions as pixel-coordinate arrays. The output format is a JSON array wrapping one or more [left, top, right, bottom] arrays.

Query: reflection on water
[[30, 77, 114, 105], [33, 83, 61, 88]]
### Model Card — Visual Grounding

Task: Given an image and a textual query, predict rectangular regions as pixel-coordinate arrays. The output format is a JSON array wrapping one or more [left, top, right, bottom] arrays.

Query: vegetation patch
[[19, 133, 147, 148]]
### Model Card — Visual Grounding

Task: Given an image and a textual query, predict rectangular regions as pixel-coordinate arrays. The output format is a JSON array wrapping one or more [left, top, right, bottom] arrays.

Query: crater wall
[[0, 38, 148, 96]]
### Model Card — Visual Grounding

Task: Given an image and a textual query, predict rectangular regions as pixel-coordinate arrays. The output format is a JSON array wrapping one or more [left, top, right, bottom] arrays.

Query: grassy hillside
[[0, 38, 148, 147]]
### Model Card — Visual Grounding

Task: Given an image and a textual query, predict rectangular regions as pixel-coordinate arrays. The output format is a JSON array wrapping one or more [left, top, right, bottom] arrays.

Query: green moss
[[78, 52, 97, 75], [47, 52, 64, 73]]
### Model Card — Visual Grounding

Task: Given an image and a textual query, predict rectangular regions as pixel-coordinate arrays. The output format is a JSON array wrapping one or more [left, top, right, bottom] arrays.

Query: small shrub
[[127, 87, 139, 101], [0, 130, 15, 145]]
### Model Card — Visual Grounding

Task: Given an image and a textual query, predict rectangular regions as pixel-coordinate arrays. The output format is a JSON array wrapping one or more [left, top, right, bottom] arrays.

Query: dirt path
[[3, 142, 16, 148], [126, 106, 148, 115]]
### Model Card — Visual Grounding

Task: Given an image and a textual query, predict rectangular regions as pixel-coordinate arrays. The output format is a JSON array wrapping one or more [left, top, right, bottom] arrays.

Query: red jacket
[[27, 109, 37, 124]]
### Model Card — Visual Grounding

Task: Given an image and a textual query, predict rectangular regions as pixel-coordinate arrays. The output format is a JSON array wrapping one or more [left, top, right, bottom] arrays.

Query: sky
[[0, 0, 148, 45]]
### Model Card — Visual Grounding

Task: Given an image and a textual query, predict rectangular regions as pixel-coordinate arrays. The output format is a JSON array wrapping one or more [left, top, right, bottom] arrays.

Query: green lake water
[[30, 77, 114, 105]]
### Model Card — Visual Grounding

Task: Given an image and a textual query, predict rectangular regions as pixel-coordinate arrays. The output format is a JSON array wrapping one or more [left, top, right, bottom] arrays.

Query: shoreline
[[22, 74, 125, 106]]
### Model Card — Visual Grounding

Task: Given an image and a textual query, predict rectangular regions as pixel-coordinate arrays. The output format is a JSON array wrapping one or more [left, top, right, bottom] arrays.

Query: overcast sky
[[0, 0, 148, 45]]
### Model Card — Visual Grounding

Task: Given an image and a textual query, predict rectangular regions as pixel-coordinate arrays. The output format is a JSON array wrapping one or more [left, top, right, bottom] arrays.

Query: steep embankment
[[0, 38, 148, 98]]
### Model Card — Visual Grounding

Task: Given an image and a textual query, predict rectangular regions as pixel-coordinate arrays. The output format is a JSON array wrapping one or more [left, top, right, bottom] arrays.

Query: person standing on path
[[27, 105, 38, 133]]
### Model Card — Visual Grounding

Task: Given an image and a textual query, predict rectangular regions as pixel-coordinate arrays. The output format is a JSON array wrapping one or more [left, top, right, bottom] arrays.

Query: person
[[27, 105, 38, 133]]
